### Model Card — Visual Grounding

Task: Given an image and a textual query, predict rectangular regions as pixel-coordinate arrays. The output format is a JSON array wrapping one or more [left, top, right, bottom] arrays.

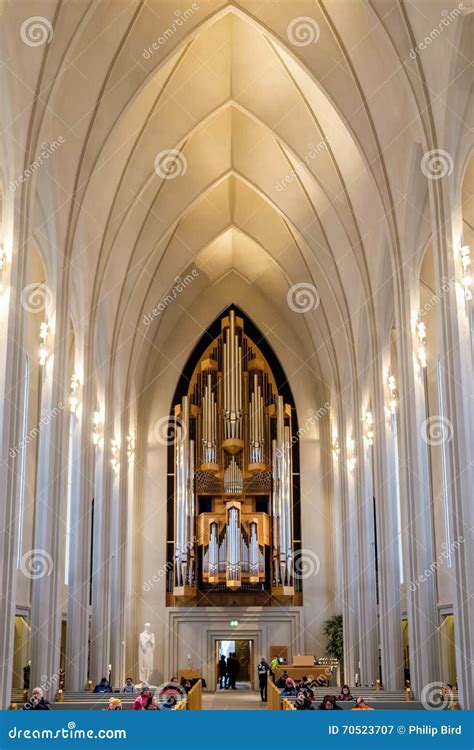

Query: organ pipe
[[249, 522, 259, 580], [209, 522, 219, 580], [227, 506, 241, 585]]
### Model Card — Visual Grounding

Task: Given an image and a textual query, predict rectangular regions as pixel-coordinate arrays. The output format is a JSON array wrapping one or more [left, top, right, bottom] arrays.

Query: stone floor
[[202, 682, 268, 711]]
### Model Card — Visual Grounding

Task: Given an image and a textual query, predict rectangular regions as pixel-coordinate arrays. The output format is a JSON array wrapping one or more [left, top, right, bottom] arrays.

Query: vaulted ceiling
[[0, 0, 471, 409]]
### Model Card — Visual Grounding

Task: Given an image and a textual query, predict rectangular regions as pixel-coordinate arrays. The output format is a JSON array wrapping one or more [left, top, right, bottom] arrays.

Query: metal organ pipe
[[249, 522, 259, 577]]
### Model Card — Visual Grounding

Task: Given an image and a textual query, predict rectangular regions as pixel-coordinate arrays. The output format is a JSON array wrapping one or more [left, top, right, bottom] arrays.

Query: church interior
[[0, 0, 473, 713]]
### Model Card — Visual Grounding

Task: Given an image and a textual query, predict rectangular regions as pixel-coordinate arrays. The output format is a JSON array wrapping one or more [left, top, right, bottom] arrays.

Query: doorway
[[216, 639, 254, 689]]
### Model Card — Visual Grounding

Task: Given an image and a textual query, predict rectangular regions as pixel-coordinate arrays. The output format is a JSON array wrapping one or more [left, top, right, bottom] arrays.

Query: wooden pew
[[187, 679, 202, 710], [282, 698, 296, 710], [267, 680, 282, 710]]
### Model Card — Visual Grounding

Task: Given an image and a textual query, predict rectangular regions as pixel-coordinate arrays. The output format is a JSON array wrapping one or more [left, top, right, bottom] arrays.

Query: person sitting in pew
[[133, 685, 152, 710], [352, 696, 374, 710], [337, 684, 354, 701], [93, 677, 112, 693], [276, 670, 289, 688], [280, 678, 297, 696], [104, 697, 122, 710], [295, 691, 315, 710], [121, 677, 136, 694], [23, 687, 50, 710], [317, 695, 342, 710]]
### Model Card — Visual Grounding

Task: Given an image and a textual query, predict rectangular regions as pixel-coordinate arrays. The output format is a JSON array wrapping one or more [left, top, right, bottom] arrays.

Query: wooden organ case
[[169, 310, 299, 606]]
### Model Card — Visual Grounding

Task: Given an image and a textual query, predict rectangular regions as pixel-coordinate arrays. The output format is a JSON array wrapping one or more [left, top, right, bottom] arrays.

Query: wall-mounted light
[[39, 321, 49, 365], [92, 409, 102, 446], [364, 410, 374, 446], [127, 434, 135, 463], [331, 429, 340, 458], [460, 245, 472, 301], [347, 437, 356, 471], [416, 320, 427, 369], [386, 373, 397, 415], [69, 373, 81, 413], [111, 438, 120, 473]]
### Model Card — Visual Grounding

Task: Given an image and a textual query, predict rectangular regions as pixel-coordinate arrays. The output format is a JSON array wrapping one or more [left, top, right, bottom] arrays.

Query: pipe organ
[[171, 310, 296, 603]]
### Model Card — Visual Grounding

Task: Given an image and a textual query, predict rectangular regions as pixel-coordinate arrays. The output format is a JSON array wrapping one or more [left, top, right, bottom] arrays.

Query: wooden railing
[[187, 679, 202, 710], [267, 680, 282, 710]]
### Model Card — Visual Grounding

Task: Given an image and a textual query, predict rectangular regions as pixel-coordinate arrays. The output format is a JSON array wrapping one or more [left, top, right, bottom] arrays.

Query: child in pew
[[352, 697, 374, 710]]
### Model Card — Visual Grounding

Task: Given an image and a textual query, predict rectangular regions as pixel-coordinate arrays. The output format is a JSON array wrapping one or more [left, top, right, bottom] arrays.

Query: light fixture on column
[[460, 245, 472, 301], [331, 429, 340, 458], [127, 434, 135, 462], [364, 410, 374, 446], [416, 320, 427, 369], [92, 409, 102, 446], [39, 321, 49, 365], [111, 438, 120, 473], [386, 373, 397, 415], [346, 437, 356, 471], [69, 373, 81, 413]]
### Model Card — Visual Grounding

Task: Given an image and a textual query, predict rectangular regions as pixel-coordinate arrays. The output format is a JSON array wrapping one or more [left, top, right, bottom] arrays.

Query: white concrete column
[[109, 431, 127, 689], [29, 300, 69, 701], [0, 213, 27, 708], [339, 413, 359, 684], [395, 286, 438, 697], [430, 186, 474, 709], [356, 419, 379, 686], [65, 362, 94, 690], [89, 418, 111, 685], [372, 367, 403, 689]]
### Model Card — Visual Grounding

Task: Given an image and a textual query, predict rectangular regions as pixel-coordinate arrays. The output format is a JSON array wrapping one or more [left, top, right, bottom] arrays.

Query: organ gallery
[[168, 310, 301, 605]]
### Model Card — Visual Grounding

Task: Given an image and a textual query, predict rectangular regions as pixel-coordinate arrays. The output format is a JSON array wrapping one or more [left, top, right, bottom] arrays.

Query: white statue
[[138, 623, 155, 683]]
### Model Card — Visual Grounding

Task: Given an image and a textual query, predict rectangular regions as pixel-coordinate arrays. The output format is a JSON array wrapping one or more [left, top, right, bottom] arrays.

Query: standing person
[[257, 657, 270, 702], [218, 654, 227, 689], [270, 655, 279, 682], [225, 653, 232, 689], [227, 652, 239, 689]]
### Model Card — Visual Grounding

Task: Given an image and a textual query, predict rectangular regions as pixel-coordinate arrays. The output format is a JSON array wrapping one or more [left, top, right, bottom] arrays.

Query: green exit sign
[[229, 619, 239, 627]]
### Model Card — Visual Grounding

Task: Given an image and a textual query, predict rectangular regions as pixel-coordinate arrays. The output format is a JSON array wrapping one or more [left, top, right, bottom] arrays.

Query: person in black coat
[[228, 652, 240, 689], [23, 687, 50, 710], [218, 655, 227, 689], [257, 658, 270, 702]]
